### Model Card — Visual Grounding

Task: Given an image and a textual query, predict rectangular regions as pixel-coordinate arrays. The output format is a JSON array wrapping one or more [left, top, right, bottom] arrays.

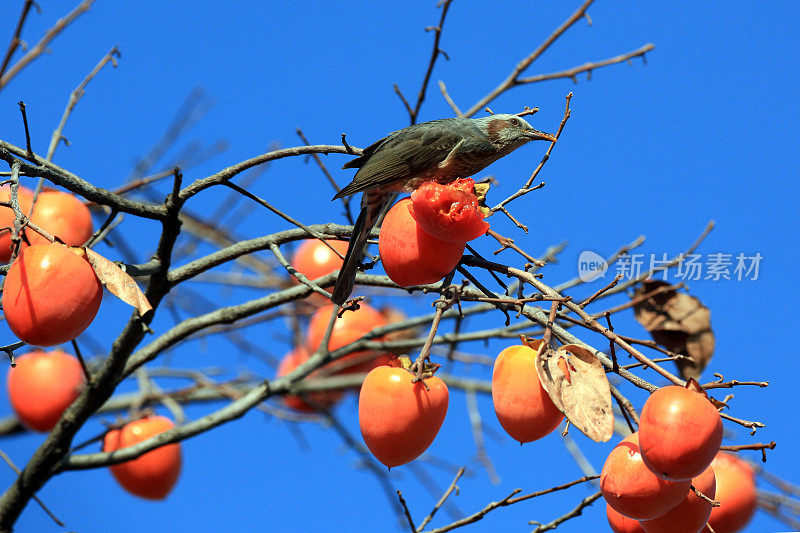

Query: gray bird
[[331, 113, 556, 305]]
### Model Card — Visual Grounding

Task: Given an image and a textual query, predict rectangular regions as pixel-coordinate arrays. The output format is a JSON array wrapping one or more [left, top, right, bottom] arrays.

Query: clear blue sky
[[1, 1, 798, 531]]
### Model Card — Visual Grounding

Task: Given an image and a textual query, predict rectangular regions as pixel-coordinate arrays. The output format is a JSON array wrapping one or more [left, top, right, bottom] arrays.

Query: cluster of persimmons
[[1, 181, 758, 531], [1, 186, 180, 500], [283, 181, 756, 532]]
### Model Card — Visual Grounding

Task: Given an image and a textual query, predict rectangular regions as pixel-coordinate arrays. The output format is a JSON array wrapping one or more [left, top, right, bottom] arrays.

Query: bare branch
[[0, 0, 94, 91], [46, 45, 120, 162]]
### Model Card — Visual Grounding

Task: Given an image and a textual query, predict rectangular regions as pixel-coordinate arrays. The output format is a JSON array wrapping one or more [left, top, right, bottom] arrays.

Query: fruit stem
[[410, 285, 463, 382]]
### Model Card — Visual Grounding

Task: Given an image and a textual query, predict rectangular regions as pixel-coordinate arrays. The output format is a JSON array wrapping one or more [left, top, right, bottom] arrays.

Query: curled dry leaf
[[82, 247, 153, 318], [633, 280, 715, 380], [536, 343, 614, 442]]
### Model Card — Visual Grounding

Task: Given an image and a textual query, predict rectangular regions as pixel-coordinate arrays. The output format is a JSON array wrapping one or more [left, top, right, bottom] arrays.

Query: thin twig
[[46, 45, 120, 162], [530, 491, 603, 532], [70, 340, 92, 386], [17, 102, 32, 156], [491, 93, 572, 214], [397, 491, 417, 532], [0, 0, 95, 91], [464, 1, 594, 117], [406, 0, 454, 124], [417, 466, 466, 532], [517, 44, 654, 85], [465, 390, 499, 484], [0, 0, 37, 80], [0, 449, 64, 527]]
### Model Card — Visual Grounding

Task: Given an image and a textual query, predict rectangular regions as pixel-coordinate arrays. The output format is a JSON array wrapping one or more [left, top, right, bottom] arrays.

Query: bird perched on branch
[[331, 114, 556, 305]]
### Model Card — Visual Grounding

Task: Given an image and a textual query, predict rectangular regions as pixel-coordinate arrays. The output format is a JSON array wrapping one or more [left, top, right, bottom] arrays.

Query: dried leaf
[[82, 247, 153, 317], [633, 280, 715, 380], [536, 343, 614, 442]]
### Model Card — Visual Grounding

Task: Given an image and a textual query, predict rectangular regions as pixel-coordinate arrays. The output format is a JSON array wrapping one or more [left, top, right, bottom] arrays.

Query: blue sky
[[1, 1, 798, 531]]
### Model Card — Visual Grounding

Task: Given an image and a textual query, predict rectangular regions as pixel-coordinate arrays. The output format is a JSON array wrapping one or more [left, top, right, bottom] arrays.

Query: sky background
[[1, 1, 799, 532]]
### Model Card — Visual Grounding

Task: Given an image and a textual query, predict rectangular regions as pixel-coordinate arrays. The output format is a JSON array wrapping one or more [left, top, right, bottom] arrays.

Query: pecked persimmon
[[6, 350, 85, 431], [491, 341, 564, 443], [0, 185, 34, 263], [27, 190, 94, 247], [306, 303, 388, 374], [607, 504, 646, 533], [409, 178, 489, 243], [359, 365, 448, 467], [601, 433, 692, 520], [379, 198, 464, 287], [639, 385, 723, 481], [290, 239, 349, 286], [640, 465, 716, 533], [3, 243, 103, 346], [103, 415, 182, 500], [706, 452, 757, 533], [276, 346, 343, 412]]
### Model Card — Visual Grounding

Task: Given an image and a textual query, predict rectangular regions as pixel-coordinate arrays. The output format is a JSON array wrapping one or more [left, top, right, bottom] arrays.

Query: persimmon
[[409, 178, 489, 243], [306, 303, 388, 374], [378, 197, 464, 287], [491, 342, 564, 443], [3, 243, 103, 346], [0, 185, 34, 263], [607, 504, 646, 533], [289, 239, 348, 285], [601, 433, 692, 520], [28, 190, 94, 247], [359, 365, 448, 467], [640, 465, 716, 533], [103, 415, 182, 500], [6, 350, 85, 432], [706, 452, 757, 533], [639, 385, 722, 481], [276, 346, 343, 412]]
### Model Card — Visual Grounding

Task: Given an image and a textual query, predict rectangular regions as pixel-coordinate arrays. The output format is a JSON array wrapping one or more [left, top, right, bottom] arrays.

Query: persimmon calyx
[[397, 355, 441, 381]]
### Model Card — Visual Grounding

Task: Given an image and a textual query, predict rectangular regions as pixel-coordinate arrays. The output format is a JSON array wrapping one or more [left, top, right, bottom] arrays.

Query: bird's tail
[[330, 191, 392, 305]]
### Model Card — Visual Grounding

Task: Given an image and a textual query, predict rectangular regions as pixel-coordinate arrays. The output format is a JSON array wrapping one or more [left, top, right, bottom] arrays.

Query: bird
[[330, 113, 556, 305]]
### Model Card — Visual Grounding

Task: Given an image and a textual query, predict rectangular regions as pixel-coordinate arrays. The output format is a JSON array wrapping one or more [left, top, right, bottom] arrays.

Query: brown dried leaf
[[536, 343, 614, 442], [633, 280, 715, 380], [82, 247, 153, 317]]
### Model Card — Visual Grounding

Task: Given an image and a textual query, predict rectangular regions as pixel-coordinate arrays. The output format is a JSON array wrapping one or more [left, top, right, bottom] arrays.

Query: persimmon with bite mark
[[409, 178, 489, 243]]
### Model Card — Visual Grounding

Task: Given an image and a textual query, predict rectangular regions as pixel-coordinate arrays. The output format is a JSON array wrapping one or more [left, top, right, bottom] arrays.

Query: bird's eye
[[510, 117, 521, 127]]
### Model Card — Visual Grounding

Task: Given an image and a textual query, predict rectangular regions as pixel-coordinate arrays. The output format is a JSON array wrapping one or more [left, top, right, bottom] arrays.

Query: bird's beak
[[526, 129, 557, 143]]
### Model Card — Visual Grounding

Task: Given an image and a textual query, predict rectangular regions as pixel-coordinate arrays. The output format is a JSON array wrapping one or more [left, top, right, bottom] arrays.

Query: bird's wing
[[341, 136, 388, 170], [334, 119, 468, 199]]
